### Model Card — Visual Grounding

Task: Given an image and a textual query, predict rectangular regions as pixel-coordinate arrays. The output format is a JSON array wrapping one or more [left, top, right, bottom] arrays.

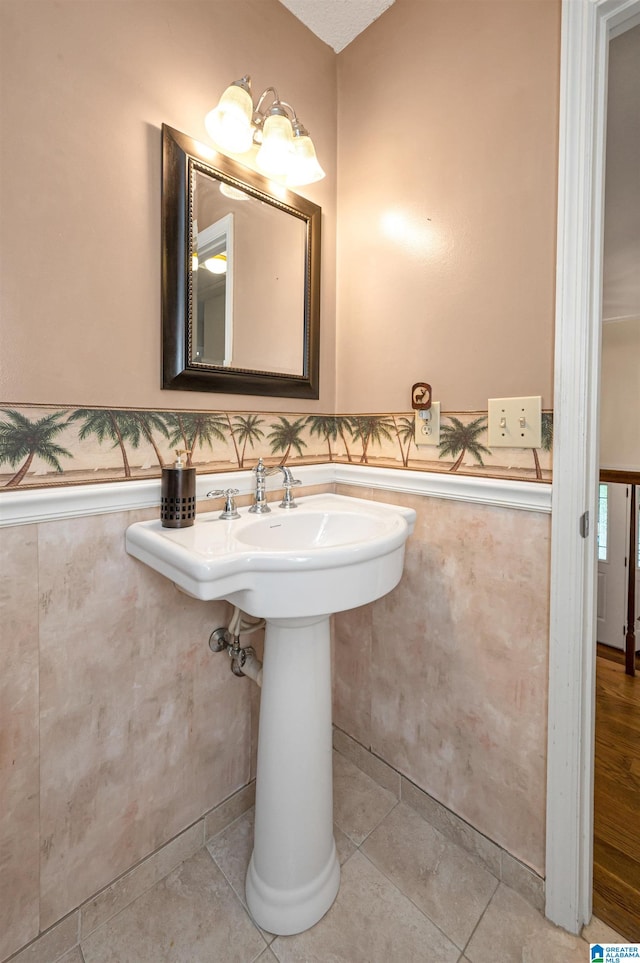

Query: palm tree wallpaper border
[[0, 405, 553, 490]]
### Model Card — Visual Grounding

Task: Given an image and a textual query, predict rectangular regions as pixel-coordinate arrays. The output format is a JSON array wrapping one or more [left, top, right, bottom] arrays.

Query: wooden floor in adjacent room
[[593, 645, 640, 940]]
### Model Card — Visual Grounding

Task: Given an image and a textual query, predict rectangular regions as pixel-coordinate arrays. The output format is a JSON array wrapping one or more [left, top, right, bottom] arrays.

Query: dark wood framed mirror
[[162, 124, 321, 398]]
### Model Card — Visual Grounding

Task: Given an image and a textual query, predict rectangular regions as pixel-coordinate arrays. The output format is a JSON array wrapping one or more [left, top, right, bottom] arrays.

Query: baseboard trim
[[332, 727, 545, 914], [6, 782, 255, 963]]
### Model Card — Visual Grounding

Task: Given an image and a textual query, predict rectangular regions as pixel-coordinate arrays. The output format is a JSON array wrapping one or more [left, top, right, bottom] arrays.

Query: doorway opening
[[546, 0, 640, 936]]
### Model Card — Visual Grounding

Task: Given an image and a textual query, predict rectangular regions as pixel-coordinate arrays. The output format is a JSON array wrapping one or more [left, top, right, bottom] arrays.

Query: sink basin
[[125, 492, 416, 619], [234, 510, 382, 551], [126, 490, 415, 936]]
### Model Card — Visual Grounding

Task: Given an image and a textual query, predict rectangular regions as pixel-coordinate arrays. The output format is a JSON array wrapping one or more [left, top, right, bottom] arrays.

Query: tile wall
[[333, 485, 550, 876], [1, 471, 550, 959], [0, 509, 253, 961]]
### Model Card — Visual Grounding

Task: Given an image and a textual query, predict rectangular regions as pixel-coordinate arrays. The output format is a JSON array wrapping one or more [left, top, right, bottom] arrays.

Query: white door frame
[[546, 0, 640, 933]]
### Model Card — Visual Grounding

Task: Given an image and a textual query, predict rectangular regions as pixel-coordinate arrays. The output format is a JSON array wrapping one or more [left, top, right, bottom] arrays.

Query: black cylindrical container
[[161, 452, 196, 528]]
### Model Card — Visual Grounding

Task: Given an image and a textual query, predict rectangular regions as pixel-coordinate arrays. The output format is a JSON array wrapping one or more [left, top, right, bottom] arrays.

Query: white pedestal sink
[[247, 615, 338, 935], [126, 493, 415, 935]]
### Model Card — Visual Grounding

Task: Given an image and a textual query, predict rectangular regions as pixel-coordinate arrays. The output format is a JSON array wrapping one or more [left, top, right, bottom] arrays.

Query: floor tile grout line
[[356, 846, 468, 955], [459, 875, 502, 958], [79, 804, 261, 957], [205, 802, 254, 848], [351, 795, 464, 951], [78, 836, 267, 963], [238, 898, 271, 960], [204, 841, 252, 914], [77, 830, 205, 946], [336, 796, 401, 850], [337, 741, 541, 899], [204, 804, 429, 958], [200, 844, 271, 958], [75, 813, 210, 944], [355, 796, 503, 953]]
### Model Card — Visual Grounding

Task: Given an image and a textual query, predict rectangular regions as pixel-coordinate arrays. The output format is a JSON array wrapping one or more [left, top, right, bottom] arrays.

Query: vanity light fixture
[[203, 253, 227, 275], [204, 75, 325, 188]]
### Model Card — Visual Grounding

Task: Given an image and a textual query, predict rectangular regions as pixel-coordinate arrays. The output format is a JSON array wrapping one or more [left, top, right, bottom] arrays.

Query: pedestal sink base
[[245, 615, 340, 936], [246, 841, 340, 936]]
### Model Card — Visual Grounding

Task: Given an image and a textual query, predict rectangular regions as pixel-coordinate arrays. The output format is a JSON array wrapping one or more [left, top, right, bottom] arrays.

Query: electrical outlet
[[487, 396, 542, 448], [415, 401, 440, 446]]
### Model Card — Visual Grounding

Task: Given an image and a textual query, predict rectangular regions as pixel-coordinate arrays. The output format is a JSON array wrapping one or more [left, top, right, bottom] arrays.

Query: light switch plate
[[488, 396, 542, 448], [415, 401, 440, 446]]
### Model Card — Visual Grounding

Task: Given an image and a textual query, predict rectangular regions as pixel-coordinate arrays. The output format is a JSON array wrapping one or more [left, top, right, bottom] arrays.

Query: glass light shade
[[191, 252, 199, 272], [256, 113, 294, 176], [205, 84, 253, 154], [286, 134, 325, 187], [219, 182, 250, 201], [203, 254, 227, 275]]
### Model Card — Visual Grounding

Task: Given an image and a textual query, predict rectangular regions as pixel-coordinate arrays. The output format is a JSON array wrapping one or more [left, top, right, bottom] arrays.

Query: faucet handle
[[206, 488, 240, 519]]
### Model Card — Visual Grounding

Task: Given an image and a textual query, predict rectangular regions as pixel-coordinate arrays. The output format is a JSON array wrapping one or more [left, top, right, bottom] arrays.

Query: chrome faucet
[[276, 465, 302, 509], [249, 458, 279, 514], [249, 459, 302, 513]]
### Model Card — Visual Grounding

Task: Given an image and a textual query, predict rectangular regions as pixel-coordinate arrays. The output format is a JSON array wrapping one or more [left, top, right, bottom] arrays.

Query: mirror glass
[[192, 209, 234, 367], [162, 124, 321, 398]]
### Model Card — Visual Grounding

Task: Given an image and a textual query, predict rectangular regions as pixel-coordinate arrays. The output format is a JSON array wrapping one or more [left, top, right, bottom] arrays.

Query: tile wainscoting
[[1, 466, 551, 960], [0, 509, 255, 961], [332, 480, 550, 875]]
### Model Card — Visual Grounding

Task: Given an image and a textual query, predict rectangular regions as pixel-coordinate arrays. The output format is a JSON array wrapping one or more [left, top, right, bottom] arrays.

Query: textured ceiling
[[278, 0, 395, 52]]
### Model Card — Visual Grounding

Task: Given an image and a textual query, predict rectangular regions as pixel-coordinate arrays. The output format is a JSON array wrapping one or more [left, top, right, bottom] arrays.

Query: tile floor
[[72, 752, 613, 963]]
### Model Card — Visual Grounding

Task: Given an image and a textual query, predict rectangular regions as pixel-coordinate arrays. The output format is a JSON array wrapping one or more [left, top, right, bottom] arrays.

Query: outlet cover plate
[[415, 401, 440, 446], [488, 396, 542, 448]]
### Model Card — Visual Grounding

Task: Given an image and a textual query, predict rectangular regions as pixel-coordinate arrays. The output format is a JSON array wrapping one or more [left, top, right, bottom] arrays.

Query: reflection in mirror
[[193, 211, 233, 366], [162, 124, 321, 398], [192, 172, 307, 375]]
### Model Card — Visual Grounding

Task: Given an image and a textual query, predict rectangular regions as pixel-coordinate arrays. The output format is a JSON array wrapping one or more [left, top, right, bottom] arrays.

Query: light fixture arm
[[254, 86, 280, 117]]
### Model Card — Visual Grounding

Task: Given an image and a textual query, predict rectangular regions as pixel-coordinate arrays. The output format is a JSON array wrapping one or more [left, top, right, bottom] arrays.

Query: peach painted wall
[[335, 0, 561, 413], [600, 317, 640, 469], [0, 0, 336, 413]]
